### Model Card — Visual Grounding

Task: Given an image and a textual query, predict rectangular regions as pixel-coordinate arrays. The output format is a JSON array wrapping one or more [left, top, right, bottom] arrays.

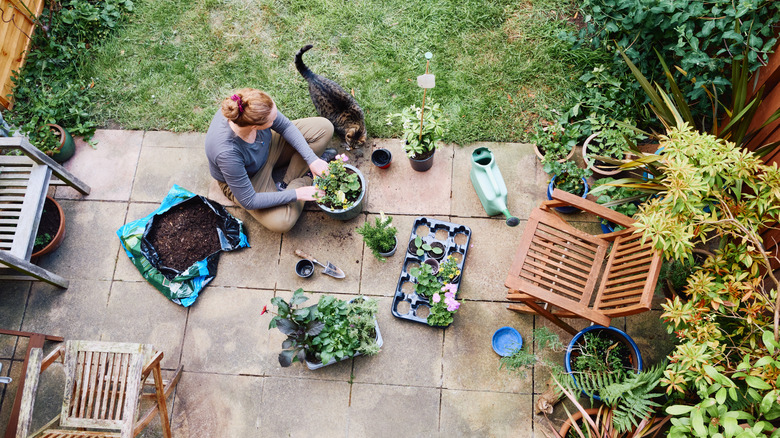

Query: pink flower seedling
[[432, 293, 441, 303]]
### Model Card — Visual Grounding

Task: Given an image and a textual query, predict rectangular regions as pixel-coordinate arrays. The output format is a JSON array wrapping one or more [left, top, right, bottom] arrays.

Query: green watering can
[[470, 147, 520, 227]]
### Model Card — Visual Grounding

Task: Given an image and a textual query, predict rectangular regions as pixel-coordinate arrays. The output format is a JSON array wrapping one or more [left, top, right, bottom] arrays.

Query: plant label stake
[[417, 52, 435, 143]]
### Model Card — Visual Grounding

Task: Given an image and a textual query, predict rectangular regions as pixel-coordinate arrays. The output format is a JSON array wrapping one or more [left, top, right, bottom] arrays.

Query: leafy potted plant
[[409, 262, 462, 327], [313, 153, 366, 221], [356, 212, 398, 261], [544, 160, 592, 213], [386, 99, 446, 172], [265, 288, 382, 369], [531, 119, 580, 163], [408, 235, 444, 258], [581, 115, 643, 176]]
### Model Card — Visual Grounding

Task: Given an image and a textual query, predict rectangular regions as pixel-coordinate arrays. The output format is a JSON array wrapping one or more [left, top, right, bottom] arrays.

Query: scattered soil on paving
[[33, 198, 60, 253], [147, 200, 221, 275]]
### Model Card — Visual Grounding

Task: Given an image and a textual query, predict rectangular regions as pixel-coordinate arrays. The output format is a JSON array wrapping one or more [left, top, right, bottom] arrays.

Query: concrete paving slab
[[352, 296, 444, 388], [442, 300, 533, 393], [277, 211, 364, 294], [626, 311, 676, 368], [181, 286, 273, 375], [56, 130, 143, 201], [451, 142, 545, 221], [348, 383, 440, 438], [142, 131, 206, 149], [113, 202, 160, 282], [102, 281, 188, 369], [0, 282, 29, 359], [259, 377, 350, 437], [263, 290, 354, 380], [21, 279, 110, 341], [359, 214, 449, 298], [440, 389, 534, 437], [210, 207, 281, 289], [35, 200, 127, 281], [365, 139, 452, 216], [454, 216, 526, 302], [131, 146, 211, 203], [171, 371, 264, 438]]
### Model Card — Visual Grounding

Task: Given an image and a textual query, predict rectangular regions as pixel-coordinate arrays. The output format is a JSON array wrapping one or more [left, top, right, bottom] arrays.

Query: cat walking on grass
[[295, 44, 367, 150]]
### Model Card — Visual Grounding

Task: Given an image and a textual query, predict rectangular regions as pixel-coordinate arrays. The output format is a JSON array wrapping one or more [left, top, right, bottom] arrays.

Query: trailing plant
[[313, 154, 361, 210], [34, 233, 53, 247], [498, 327, 565, 379], [6, 0, 134, 153], [386, 99, 446, 158], [566, 0, 780, 123], [584, 114, 643, 161], [567, 64, 645, 134], [356, 212, 397, 261], [570, 331, 632, 381]]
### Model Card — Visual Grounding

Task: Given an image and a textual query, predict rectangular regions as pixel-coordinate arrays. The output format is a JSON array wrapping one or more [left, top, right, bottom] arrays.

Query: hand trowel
[[295, 249, 345, 279]]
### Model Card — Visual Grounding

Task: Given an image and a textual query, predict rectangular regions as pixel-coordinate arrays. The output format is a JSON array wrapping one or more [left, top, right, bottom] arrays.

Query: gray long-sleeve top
[[205, 110, 318, 210]]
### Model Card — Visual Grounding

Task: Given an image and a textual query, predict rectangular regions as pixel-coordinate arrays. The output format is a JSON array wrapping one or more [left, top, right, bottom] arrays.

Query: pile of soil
[[146, 200, 222, 274], [33, 198, 60, 253]]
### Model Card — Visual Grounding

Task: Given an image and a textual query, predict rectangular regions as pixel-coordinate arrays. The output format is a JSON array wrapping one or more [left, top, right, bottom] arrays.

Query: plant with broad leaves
[[411, 235, 442, 257], [409, 262, 441, 300], [313, 154, 362, 210], [386, 99, 446, 158], [267, 288, 324, 367]]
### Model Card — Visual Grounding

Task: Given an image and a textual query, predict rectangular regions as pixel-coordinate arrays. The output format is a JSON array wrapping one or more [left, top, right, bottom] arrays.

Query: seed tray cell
[[391, 217, 472, 326]]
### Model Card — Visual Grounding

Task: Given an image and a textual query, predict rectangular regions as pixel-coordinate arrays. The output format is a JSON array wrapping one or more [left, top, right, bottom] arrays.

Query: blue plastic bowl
[[492, 326, 523, 356]]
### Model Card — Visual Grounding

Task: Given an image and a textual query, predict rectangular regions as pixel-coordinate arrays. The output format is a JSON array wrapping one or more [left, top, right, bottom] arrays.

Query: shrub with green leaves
[[7, 0, 134, 153], [356, 212, 397, 261]]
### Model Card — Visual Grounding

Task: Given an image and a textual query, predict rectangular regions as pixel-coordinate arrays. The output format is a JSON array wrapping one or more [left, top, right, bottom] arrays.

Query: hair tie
[[230, 94, 244, 114]]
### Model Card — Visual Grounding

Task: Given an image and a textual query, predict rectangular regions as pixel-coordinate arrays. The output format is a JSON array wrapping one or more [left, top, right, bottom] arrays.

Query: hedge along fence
[[0, 0, 45, 110]]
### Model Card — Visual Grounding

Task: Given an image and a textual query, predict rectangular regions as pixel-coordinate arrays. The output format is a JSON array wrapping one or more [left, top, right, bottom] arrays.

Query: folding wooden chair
[[0, 136, 90, 288], [505, 188, 662, 335], [15, 341, 183, 438]]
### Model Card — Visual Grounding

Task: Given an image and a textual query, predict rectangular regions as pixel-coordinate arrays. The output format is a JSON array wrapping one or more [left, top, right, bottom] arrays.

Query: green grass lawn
[[87, 0, 592, 144]]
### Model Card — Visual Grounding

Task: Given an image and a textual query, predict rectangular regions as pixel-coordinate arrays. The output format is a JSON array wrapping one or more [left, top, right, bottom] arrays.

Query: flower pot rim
[[316, 164, 366, 217], [31, 196, 66, 258], [533, 141, 575, 163]]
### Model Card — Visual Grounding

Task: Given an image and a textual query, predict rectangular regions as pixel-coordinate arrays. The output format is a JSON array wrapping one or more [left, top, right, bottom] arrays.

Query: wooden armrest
[[16, 348, 43, 438], [551, 189, 635, 228]]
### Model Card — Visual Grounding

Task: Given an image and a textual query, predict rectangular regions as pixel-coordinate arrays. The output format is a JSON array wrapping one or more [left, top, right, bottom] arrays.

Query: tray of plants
[[391, 217, 471, 327]]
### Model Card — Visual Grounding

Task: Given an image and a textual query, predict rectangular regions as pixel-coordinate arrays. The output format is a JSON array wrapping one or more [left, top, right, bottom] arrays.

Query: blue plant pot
[[547, 175, 589, 214], [599, 220, 615, 234], [565, 325, 643, 401]]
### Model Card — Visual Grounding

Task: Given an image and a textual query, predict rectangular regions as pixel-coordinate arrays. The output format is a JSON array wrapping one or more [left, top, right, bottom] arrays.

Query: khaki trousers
[[219, 117, 333, 233]]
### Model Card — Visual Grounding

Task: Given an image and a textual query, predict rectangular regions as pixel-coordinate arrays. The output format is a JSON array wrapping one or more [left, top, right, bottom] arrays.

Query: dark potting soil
[[146, 200, 222, 274], [412, 148, 435, 161], [33, 198, 60, 253]]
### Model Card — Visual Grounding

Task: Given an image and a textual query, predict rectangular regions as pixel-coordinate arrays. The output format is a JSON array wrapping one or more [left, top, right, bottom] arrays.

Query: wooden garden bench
[[15, 340, 183, 438], [0, 136, 90, 288], [505, 188, 662, 335]]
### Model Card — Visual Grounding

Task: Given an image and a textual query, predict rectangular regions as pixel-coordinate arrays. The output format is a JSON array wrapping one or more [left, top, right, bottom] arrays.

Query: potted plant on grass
[[356, 212, 398, 261], [313, 153, 366, 221], [386, 99, 446, 172], [265, 288, 382, 369]]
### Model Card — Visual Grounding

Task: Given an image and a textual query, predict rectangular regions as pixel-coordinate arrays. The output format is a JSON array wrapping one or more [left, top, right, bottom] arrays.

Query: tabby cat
[[295, 44, 367, 150]]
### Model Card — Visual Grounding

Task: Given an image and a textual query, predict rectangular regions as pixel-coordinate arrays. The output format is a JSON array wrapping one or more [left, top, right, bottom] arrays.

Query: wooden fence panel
[[0, 0, 45, 110]]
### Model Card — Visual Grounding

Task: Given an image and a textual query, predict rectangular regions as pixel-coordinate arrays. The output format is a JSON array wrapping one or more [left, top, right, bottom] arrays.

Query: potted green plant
[[31, 196, 66, 258], [581, 115, 643, 176], [265, 289, 382, 369], [386, 99, 446, 172], [356, 212, 398, 261], [313, 153, 366, 221], [544, 160, 592, 213], [409, 263, 461, 327], [531, 119, 580, 163], [408, 235, 444, 258]]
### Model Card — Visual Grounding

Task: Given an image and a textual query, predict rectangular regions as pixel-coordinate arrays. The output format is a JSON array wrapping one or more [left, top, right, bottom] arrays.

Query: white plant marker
[[417, 52, 435, 143]]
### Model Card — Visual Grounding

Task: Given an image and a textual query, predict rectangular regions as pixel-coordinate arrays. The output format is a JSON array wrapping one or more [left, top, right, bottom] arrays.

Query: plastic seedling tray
[[391, 217, 472, 327]]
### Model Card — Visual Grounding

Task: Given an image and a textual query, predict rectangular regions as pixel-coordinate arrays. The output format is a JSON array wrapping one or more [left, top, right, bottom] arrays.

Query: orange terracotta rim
[[558, 408, 602, 437], [31, 196, 66, 258]]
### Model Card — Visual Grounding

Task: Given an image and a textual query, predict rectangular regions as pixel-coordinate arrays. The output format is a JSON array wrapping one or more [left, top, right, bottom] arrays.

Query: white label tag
[[417, 74, 435, 89]]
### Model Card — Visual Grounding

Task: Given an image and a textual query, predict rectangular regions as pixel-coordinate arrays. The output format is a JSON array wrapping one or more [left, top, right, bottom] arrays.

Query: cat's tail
[[295, 44, 315, 79]]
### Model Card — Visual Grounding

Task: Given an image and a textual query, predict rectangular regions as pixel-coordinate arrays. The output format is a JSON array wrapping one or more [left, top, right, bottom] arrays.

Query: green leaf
[[745, 376, 772, 390], [667, 405, 696, 415], [763, 331, 777, 355], [716, 387, 727, 404], [692, 409, 707, 436]]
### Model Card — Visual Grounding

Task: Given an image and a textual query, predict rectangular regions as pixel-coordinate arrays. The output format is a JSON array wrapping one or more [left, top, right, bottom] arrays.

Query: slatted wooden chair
[[505, 188, 663, 335], [15, 341, 183, 438], [0, 136, 90, 288]]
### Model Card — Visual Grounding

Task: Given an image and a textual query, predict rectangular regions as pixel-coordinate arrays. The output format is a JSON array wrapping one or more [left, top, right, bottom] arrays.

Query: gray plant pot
[[377, 236, 398, 259], [316, 164, 366, 221], [306, 316, 383, 370]]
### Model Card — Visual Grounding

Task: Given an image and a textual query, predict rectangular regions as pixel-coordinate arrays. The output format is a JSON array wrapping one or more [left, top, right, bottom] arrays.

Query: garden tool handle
[[294, 249, 317, 263]]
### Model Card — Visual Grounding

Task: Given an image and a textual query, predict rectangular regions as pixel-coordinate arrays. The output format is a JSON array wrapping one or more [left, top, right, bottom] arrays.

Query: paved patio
[[0, 131, 676, 437]]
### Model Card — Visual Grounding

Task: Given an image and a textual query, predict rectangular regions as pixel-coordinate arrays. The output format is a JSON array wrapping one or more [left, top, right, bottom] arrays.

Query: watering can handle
[[474, 150, 501, 193]]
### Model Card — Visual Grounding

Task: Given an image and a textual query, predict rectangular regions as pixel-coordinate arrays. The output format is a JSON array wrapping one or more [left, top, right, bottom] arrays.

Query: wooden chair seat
[[505, 189, 662, 335], [16, 341, 182, 438], [0, 137, 89, 288]]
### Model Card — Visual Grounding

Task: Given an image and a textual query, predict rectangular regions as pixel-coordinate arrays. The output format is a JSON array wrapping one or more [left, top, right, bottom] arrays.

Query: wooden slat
[[518, 271, 586, 300], [527, 243, 594, 277], [506, 276, 611, 325], [529, 235, 599, 267], [523, 257, 589, 287]]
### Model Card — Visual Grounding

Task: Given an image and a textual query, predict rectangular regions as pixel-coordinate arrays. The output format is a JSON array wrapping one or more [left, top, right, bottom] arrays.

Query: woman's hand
[[295, 185, 324, 201], [309, 158, 329, 177]]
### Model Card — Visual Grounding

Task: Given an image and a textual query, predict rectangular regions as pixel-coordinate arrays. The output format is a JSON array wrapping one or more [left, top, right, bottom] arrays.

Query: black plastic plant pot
[[409, 149, 435, 172], [427, 242, 446, 260], [295, 259, 314, 278], [407, 238, 424, 256], [564, 325, 643, 400], [371, 148, 392, 169], [423, 258, 439, 275]]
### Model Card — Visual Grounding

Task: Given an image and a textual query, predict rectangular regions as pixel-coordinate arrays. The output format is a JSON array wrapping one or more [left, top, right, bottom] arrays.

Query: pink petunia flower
[[441, 283, 457, 295], [432, 293, 441, 303], [446, 300, 460, 312]]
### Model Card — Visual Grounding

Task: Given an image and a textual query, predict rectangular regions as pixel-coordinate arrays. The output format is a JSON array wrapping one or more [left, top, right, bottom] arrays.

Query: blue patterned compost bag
[[117, 185, 249, 306]]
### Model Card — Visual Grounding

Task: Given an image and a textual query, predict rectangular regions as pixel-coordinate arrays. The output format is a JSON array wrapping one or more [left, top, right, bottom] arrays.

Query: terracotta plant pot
[[533, 142, 575, 163], [558, 408, 602, 437], [31, 196, 66, 258]]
